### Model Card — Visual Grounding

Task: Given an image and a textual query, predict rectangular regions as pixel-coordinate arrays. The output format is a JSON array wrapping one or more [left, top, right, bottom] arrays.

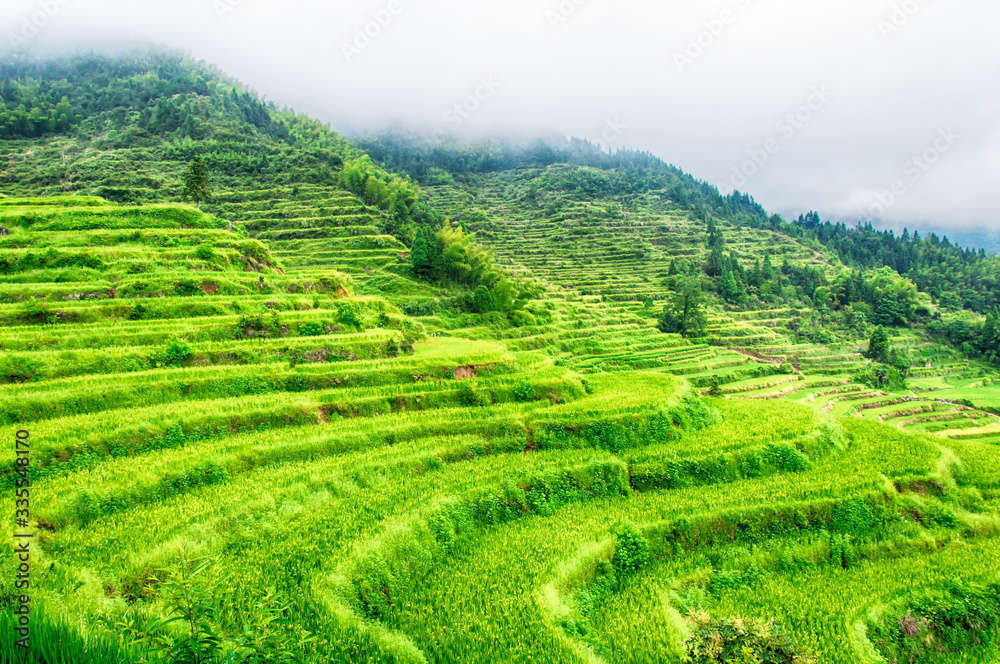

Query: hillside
[[2, 51, 1000, 664]]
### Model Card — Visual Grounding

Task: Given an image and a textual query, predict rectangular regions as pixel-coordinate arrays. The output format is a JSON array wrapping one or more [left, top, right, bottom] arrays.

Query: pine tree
[[410, 227, 431, 277], [721, 269, 741, 303], [706, 217, 722, 248], [183, 158, 211, 209], [762, 253, 775, 281], [705, 244, 725, 277]]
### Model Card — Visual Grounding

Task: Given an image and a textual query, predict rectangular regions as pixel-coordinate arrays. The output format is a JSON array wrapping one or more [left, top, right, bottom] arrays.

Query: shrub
[[401, 299, 440, 316], [766, 443, 809, 472], [832, 496, 875, 536], [194, 243, 216, 261], [509, 310, 537, 327], [335, 301, 364, 328], [162, 336, 192, 367], [473, 285, 495, 313], [22, 299, 49, 323], [514, 382, 536, 402], [482, 311, 507, 328], [127, 303, 148, 320], [459, 382, 491, 407], [611, 522, 649, 577], [867, 580, 1000, 663], [235, 312, 281, 339], [298, 321, 325, 337], [174, 279, 202, 296], [711, 565, 761, 593], [685, 615, 815, 663]]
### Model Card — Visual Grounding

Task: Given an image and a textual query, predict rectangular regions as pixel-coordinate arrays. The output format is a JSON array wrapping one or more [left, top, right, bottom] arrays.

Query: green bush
[[514, 382, 536, 402], [194, 243, 216, 261], [611, 522, 650, 577], [711, 565, 761, 593], [162, 336, 192, 367], [867, 580, 1000, 663], [832, 496, 874, 536], [298, 321, 325, 337], [401, 299, 440, 316], [509, 310, 537, 327], [127, 303, 147, 320], [686, 615, 815, 663], [335, 301, 364, 328]]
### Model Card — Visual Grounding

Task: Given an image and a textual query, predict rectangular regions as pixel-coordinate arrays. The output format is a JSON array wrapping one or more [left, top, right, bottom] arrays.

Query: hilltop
[[1, 51, 1000, 664]]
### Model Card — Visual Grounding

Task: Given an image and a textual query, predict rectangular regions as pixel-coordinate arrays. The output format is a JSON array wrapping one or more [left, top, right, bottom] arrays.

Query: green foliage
[[930, 309, 1000, 367], [685, 615, 815, 664], [144, 552, 227, 663], [658, 276, 707, 338], [865, 325, 892, 364], [406, 220, 537, 313], [235, 311, 281, 339], [867, 580, 1000, 663], [194, 243, 216, 261], [611, 522, 650, 578], [298, 321, 325, 337], [509, 310, 537, 327], [339, 155, 418, 227], [162, 336, 193, 367], [409, 226, 432, 276], [831, 496, 875, 536], [472, 285, 495, 314], [513, 382, 536, 403], [334, 301, 364, 329], [183, 159, 212, 209]]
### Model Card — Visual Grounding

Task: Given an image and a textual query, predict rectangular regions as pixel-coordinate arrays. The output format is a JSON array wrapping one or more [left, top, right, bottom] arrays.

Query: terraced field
[[425, 173, 827, 306], [2, 192, 1000, 664]]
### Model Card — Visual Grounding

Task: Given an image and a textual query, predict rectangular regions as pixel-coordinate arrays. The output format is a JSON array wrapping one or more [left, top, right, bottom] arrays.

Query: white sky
[[2, 0, 999, 230]]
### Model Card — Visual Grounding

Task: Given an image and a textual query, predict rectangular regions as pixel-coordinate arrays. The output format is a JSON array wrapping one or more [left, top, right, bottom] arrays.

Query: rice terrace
[[2, 51, 1000, 664]]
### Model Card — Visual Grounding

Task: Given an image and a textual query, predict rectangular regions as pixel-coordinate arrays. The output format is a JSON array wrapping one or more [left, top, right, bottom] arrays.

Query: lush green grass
[[3, 185, 999, 664]]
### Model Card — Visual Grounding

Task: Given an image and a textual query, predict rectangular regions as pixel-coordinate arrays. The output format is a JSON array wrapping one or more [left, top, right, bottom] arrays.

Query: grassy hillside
[[1, 52, 1000, 664]]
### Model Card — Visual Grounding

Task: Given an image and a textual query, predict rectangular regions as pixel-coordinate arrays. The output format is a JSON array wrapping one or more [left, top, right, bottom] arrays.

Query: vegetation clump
[[685, 615, 815, 664], [866, 580, 1000, 663]]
